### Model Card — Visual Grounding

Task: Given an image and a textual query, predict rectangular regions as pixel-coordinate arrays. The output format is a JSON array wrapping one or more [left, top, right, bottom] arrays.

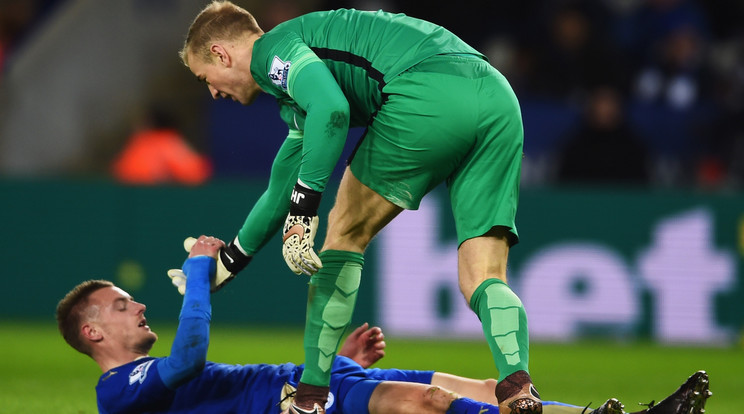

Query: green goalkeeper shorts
[[349, 54, 523, 245]]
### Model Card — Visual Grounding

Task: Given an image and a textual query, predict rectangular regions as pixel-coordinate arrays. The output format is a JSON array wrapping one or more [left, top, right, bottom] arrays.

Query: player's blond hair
[[56, 279, 114, 356], [179, 0, 263, 67]]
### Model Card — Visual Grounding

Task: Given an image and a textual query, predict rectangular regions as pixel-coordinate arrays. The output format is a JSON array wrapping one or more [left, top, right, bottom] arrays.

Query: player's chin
[[242, 91, 261, 106], [134, 333, 158, 354], [143, 331, 158, 346]]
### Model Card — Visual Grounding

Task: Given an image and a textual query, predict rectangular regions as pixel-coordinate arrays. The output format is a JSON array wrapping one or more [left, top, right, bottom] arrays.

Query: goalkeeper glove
[[179, 236, 252, 293], [282, 182, 323, 276], [167, 268, 187, 295]]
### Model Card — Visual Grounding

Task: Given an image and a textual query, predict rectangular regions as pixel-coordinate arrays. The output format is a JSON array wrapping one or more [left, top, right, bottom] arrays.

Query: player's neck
[[95, 349, 150, 373]]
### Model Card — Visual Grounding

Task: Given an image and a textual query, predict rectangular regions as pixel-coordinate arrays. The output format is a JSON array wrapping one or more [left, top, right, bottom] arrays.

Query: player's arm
[[169, 135, 304, 294], [281, 60, 350, 275], [159, 236, 222, 389]]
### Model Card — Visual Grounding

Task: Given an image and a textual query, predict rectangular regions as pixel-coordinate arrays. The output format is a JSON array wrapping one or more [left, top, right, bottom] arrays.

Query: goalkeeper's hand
[[282, 182, 323, 276], [167, 268, 188, 295], [175, 236, 252, 293]]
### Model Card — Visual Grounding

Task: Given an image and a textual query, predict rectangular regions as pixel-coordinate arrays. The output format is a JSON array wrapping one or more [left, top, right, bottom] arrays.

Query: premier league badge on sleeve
[[269, 56, 291, 90], [129, 360, 154, 385]]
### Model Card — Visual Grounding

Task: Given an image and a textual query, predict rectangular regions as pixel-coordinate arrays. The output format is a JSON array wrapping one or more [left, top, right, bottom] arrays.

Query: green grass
[[2, 320, 740, 413]]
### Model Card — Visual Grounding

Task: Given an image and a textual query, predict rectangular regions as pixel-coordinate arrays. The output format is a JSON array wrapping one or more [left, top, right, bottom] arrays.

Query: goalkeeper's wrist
[[289, 182, 322, 216], [219, 238, 252, 274]]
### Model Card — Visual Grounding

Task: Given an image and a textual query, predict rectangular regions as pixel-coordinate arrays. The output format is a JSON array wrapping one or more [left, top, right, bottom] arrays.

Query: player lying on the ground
[[55, 236, 711, 414]]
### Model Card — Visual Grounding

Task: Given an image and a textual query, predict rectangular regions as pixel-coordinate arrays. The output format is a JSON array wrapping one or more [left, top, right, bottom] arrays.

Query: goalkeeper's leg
[[294, 168, 403, 411], [459, 229, 541, 414], [295, 249, 363, 409]]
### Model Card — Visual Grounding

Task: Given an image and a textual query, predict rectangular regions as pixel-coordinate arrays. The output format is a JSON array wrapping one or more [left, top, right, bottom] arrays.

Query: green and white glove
[[167, 268, 187, 295], [282, 182, 323, 276]]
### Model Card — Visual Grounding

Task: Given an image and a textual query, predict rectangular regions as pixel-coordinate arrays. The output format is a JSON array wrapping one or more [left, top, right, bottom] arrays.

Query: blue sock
[[446, 397, 499, 414]]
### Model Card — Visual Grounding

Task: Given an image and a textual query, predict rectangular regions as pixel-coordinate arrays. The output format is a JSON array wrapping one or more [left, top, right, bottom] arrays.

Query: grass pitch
[[1, 320, 739, 413]]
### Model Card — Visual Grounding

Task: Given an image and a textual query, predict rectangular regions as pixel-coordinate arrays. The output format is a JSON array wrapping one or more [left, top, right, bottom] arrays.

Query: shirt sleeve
[[287, 59, 350, 192], [236, 134, 303, 254], [253, 31, 350, 193], [158, 255, 214, 389]]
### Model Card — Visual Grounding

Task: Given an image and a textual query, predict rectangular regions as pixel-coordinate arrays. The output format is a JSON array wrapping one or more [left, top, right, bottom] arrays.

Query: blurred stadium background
[[0, 0, 742, 412]]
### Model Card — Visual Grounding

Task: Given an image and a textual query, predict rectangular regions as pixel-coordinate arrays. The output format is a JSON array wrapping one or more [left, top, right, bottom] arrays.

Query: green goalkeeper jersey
[[237, 9, 485, 254], [250, 8, 483, 190]]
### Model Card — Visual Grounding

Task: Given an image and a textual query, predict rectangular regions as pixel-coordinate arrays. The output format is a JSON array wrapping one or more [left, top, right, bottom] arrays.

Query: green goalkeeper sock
[[300, 250, 363, 387], [470, 278, 530, 381]]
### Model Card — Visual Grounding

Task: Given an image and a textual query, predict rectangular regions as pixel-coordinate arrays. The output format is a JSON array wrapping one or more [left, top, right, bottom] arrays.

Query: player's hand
[[338, 322, 386, 368], [183, 236, 252, 293], [187, 235, 224, 259], [282, 183, 323, 276], [167, 235, 226, 295]]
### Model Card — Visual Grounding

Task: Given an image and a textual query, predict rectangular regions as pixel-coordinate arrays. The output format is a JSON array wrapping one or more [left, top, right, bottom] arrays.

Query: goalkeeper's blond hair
[[179, 0, 263, 67]]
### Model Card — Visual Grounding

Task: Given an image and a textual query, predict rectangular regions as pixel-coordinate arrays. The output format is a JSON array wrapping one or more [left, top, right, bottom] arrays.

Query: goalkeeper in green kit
[[179, 2, 534, 413]]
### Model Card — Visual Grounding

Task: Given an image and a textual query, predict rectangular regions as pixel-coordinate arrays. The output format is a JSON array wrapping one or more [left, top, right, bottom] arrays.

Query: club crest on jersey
[[325, 391, 335, 409], [269, 56, 291, 90], [129, 360, 154, 385]]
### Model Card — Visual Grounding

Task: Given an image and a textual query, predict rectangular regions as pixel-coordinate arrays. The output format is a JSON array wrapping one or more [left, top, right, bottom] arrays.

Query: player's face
[[88, 287, 157, 355], [188, 52, 262, 106]]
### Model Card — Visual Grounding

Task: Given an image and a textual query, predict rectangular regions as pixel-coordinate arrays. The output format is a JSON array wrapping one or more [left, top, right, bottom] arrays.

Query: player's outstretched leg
[[628, 370, 711, 414]]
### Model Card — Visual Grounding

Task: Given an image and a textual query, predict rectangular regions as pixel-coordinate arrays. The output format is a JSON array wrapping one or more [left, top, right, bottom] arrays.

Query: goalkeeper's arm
[[234, 135, 303, 254], [278, 60, 350, 275], [173, 133, 305, 294], [235, 59, 349, 266]]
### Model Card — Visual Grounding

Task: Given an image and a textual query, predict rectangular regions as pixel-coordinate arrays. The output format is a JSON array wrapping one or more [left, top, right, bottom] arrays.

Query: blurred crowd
[[0, 0, 61, 80], [2, 0, 743, 189]]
